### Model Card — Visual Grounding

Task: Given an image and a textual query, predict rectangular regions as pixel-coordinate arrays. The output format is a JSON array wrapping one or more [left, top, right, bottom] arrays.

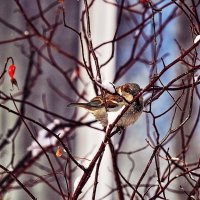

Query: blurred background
[[0, 0, 199, 199]]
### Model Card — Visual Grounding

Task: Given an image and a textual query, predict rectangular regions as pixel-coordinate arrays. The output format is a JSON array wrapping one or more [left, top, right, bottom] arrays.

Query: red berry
[[8, 64, 16, 80], [139, 0, 148, 4]]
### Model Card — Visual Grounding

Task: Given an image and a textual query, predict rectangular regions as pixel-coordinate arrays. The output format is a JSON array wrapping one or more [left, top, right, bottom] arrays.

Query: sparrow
[[68, 83, 143, 127]]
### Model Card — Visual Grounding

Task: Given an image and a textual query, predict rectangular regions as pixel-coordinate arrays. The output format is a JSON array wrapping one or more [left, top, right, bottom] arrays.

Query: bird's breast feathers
[[90, 102, 143, 127]]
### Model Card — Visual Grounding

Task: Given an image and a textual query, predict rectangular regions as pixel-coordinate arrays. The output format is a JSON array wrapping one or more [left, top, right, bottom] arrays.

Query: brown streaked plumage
[[68, 83, 143, 127]]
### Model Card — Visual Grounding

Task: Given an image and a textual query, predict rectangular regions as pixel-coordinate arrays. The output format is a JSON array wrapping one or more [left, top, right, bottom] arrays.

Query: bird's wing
[[105, 95, 124, 111], [88, 96, 104, 108], [89, 94, 125, 111]]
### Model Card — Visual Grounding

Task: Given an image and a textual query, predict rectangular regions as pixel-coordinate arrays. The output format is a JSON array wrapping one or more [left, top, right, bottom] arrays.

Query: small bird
[[68, 83, 143, 127]]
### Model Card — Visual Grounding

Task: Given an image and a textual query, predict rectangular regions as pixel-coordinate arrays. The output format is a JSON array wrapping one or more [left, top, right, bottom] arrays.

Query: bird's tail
[[67, 102, 89, 109]]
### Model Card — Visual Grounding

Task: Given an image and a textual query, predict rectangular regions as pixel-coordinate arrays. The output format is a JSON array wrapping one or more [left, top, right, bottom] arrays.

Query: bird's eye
[[123, 85, 131, 93]]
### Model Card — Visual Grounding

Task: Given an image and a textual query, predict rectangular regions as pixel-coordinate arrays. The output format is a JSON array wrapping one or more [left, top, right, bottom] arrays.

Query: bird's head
[[117, 83, 142, 102]]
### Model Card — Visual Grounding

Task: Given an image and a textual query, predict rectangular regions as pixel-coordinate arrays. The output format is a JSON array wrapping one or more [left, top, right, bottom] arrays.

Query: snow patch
[[96, 80, 116, 93], [27, 119, 68, 157], [194, 35, 200, 44]]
